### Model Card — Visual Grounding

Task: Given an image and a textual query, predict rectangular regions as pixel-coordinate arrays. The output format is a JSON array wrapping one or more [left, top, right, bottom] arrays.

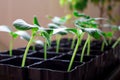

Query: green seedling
[[48, 15, 70, 53], [66, 28, 83, 72], [103, 24, 120, 49], [0, 25, 30, 56], [13, 18, 42, 67], [13, 17, 53, 67], [74, 11, 108, 53]]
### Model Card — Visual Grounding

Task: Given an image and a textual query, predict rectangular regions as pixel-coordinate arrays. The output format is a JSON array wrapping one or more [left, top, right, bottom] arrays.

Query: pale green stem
[[9, 38, 14, 56], [32, 45, 35, 51], [44, 42, 47, 60], [112, 37, 120, 48], [68, 37, 71, 43], [21, 33, 35, 67], [67, 37, 81, 72], [87, 35, 91, 56], [71, 35, 76, 49], [109, 31, 114, 44], [56, 35, 61, 53], [80, 36, 89, 62], [101, 41, 105, 52]]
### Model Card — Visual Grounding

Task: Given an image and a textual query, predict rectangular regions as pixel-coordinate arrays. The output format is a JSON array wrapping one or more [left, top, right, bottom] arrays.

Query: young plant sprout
[[0, 25, 30, 56], [39, 28, 54, 60], [48, 15, 70, 53], [13, 16, 53, 66], [66, 28, 83, 72], [67, 12, 108, 72], [103, 24, 120, 48], [13, 18, 43, 67], [74, 11, 108, 53]]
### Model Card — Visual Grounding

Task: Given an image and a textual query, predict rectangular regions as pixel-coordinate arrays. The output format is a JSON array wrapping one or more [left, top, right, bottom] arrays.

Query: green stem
[[44, 42, 47, 60], [56, 35, 61, 53], [67, 37, 81, 72], [80, 35, 89, 62], [32, 45, 35, 51], [101, 41, 105, 52], [68, 37, 71, 43], [112, 37, 120, 48], [9, 38, 14, 56], [71, 35, 76, 49], [87, 35, 91, 56], [21, 32, 35, 67]]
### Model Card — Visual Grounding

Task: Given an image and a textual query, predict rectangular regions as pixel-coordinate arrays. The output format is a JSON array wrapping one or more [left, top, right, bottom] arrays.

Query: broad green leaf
[[66, 28, 82, 37], [48, 23, 59, 29], [15, 31, 30, 41], [73, 11, 90, 18], [0, 25, 11, 33], [82, 28, 103, 39], [13, 19, 39, 31], [104, 32, 113, 38], [52, 17, 67, 25], [74, 18, 98, 28], [33, 16, 40, 26], [53, 28, 68, 35], [73, 0, 88, 11]]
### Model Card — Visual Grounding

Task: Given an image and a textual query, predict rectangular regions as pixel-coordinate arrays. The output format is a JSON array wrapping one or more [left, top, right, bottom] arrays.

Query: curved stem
[[71, 35, 76, 49], [80, 35, 89, 62], [67, 37, 80, 72], [21, 32, 35, 67], [112, 37, 120, 48], [87, 35, 91, 56], [56, 35, 61, 53]]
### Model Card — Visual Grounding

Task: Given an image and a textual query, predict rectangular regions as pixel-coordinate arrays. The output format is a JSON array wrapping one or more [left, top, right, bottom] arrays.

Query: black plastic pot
[[18, 45, 43, 51], [0, 56, 41, 80], [53, 54, 96, 80], [27, 51, 61, 60], [46, 47, 72, 54], [0, 54, 10, 61], [0, 49, 27, 56], [28, 60, 85, 80]]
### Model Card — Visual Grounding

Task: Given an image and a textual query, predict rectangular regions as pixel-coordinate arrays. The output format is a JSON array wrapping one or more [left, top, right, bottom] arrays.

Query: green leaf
[[53, 28, 68, 35], [73, 11, 90, 18], [10, 32, 18, 39], [33, 16, 40, 26], [66, 28, 82, 37], [74, 18, 98, 28], [15, 31, 31, 41], [0, 25, 11, 33], [82, 28, 103, 39], [48, 23, 59, 29], [73, 0, 88, 11], [40, 29, 53, 46], [104, 32, 113, 38], [52, 17, 67, 25], [13, 19, 39, 31]]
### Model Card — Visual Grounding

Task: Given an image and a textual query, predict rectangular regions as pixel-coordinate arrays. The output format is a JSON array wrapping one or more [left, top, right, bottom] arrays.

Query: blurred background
[[0, 0, 120, 51]]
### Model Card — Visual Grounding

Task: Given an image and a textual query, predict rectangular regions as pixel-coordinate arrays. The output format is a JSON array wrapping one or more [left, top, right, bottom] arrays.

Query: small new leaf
[[33, 16, 40, 26], [73, 11, 90, 18], [13, 19, 39, 31]]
